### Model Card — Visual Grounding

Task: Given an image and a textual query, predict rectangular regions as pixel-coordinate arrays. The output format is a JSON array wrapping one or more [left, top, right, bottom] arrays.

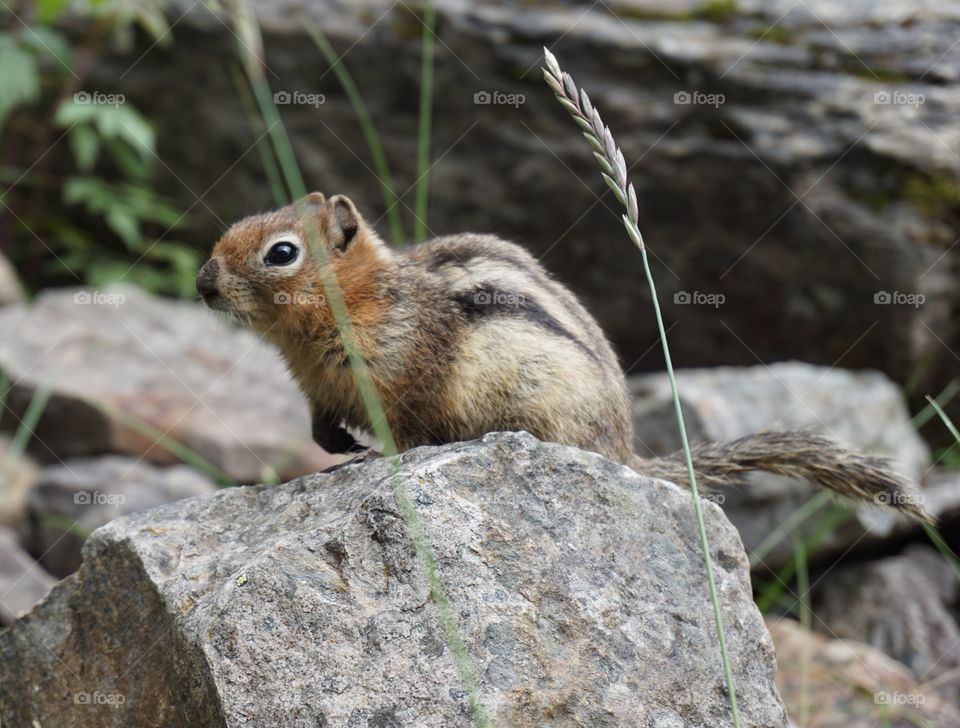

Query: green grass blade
[[413, 0, 436, 241], [1, 384, 51, 488], [232, 7, 488, 720], [793, 533, 811, 728], [912, 379, 960, 429], [921, 522, 960, 583], [6, 385, 52, 458], [754, 507, 850, 613], [303, 22, 406, 246], [749, 491, 831, 568], [926, 394, 960, 443], [230, 64, 288, 207], [918, 395, 960, 582], [39, 512, 92, 540], [86, 399, 236, 486]]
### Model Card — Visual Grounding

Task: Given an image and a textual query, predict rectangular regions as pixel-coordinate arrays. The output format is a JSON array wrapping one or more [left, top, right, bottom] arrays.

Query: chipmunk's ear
[[303, 191, 326, 206], [322, 195, 360, 252]]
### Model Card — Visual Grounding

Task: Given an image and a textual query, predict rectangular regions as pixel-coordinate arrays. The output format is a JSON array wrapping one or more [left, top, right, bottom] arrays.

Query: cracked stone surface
[[0, 432, 786, 728]]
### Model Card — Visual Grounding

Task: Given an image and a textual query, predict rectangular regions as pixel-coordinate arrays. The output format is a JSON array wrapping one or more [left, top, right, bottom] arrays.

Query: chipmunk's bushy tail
[[633, 430, 932, 522]]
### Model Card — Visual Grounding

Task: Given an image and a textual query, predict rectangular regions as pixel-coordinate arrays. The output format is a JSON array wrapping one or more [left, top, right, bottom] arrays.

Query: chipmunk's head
[[197, 192, 387, 334]]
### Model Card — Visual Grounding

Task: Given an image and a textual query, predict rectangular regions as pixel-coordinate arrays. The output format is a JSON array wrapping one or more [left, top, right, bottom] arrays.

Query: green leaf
[[69, 125, 101, 171], [95, 105, 156, 161], [106, 138, 149, 180], [0, 35, 40, 127], [36, 0, 72, 23], [55, 102, 157, 164], [104, 206, 141, 249], [19, 27, 71, 66]]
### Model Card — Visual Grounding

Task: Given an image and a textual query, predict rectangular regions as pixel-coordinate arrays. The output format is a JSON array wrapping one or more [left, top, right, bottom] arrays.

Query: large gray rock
[[631, 362, 937, 566], [0, 526, 56, 626], [59, 0, 960, 412], [0, 432, 787, 728], [0, 287, 336, 483], [812, 545, 960, 706], [25, 455, 220, 577]]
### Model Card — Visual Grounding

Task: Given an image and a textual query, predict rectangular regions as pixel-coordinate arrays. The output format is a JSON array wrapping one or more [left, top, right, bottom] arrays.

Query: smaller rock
[[769, 617, 960, 728], [26, 456, 218, 577], [812, 545, 960, 705], [0, 254, 23, 307], [0, 526, 55, 626], [0, 287, 335, 482], [630, 362, 929, 476]]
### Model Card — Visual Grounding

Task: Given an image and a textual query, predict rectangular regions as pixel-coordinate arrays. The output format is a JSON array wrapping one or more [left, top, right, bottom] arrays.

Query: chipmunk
[[197, 193, 930, 521]]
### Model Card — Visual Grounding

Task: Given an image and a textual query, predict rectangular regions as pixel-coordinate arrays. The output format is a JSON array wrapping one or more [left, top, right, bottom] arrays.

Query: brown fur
[[198, 194, 931, 522]]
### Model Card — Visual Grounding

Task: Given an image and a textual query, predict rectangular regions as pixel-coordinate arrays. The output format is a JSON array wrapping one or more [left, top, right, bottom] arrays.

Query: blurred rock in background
[[768, 617, 960, 728], [0, 253, 23, 307], [0, 287, 336, 483], [631, 362, 947, 566], [813, 545, 960, 706], [0, 526, 54, 626], [25, 456, 218, 577], [50, 0, 960, 430]]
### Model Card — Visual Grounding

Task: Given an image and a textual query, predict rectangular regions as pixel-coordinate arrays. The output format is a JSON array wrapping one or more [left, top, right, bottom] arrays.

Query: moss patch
[[612, 0, 738, 24], [744, 24, 796, 45], [904, 173, 960, 217], [848, 171, 960, 219]]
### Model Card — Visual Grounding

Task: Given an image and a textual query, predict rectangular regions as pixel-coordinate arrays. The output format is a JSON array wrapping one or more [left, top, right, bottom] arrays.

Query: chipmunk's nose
[[196, 258, 220, 302]]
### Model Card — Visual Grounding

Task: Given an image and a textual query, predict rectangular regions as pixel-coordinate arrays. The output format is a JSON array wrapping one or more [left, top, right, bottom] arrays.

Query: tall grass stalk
[[230, 65, 287, 207], [912, 379, 960, 429], [303, 23, 406, 245], [413, 0, 436, 241], [2, 386, 52, 481], [542, 48, 741, 726], [922, 396, 960, 583], [754, 507, 850, 613], [231, 6, 488, 723], [793, 533, 811, 728], [749, 491, 831, 568], [927, 394, 960, 444], [89, 400, 236, 486]]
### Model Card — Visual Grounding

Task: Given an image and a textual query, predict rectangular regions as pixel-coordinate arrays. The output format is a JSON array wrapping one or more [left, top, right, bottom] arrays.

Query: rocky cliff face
[[0, 432, 787, 728], [71, 0, 960, 408]]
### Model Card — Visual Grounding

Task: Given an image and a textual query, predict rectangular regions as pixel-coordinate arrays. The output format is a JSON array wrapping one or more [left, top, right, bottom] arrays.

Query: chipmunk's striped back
[[407, 234, 634, 462]]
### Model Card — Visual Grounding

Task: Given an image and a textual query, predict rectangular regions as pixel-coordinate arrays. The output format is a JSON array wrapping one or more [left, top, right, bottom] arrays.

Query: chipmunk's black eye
[[264, 241, 299, 267]]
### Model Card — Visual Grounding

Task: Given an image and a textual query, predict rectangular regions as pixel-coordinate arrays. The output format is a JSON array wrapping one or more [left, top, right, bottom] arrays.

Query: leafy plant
[[0, 0, 200, 297]]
